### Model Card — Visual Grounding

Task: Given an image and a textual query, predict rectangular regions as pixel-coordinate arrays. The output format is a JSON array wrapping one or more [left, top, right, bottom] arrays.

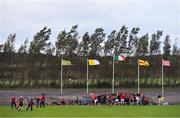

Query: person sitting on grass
[[125, 93, 130, 105], [120, 93, 126, 105], [107, 95, 113, 107], [60, 98, 66, 105], [91, 94, 98, 105], [17, 96, 24, 111], [157, 95, 165, 105], [10, 96, 16, 109], [115, 98, 119, 105], [75, 97, 80, 105], [129, 94, 134, 105], [26, 98, 34, 111]]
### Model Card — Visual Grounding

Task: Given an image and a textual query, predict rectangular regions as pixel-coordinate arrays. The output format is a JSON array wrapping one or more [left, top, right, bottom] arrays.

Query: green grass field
[[0, 105, 180, 117]]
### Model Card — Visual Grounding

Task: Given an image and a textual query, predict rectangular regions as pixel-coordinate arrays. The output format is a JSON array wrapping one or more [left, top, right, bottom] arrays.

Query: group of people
[[58, 92, 153, 106], [91, 92, 151, 106], [10, 92, 166, 110], [10, 94, 45, 111]]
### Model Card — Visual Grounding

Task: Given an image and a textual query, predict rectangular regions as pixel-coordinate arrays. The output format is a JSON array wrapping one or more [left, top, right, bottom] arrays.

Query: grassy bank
[[0, 105, 180, 117]]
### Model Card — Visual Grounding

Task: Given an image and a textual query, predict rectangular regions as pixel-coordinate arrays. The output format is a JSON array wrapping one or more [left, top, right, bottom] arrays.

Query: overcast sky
[[0, 0, 180, 50]]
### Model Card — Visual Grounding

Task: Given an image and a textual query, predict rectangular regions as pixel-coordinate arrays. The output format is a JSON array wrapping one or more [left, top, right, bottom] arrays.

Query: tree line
[[1, 25, 180, 57], [0, 25, 179, 88]]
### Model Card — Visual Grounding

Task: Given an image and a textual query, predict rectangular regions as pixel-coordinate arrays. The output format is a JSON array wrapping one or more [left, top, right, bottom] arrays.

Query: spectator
[[129, 94, 134, 105], [141, 94, 145, 105], [125, 94, 130, 105], [120, 93, 126, 105], [91, 94, 97, 105], [107, 95, 112, 107], [75, 97, 80, 105], [158, 95, 165, 105], [115, 97, 119, 105], [94, 98, 98, 105], [60, 98, 66, 105], [135, 94, 140, 105]]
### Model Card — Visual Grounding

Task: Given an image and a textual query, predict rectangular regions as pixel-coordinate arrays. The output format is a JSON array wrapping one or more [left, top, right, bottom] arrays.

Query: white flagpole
[[112, 55, 115, 93], [87, 58, 89, 94], [162, 59, 164, 94], [61, 58, 63, 94], [138, 59, 140, 94]]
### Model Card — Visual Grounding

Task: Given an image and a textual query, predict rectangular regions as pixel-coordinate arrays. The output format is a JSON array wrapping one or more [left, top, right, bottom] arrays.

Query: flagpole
[[138, 59, 140, 94], [112, 55, 115, 93], [61, 58, 63, 94], [162, 59, 164, 94], [87, 58, 89, 94]]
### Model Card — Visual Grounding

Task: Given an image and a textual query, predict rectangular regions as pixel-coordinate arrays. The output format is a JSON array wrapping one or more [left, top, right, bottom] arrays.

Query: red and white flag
[[162, 60, 170, 66]]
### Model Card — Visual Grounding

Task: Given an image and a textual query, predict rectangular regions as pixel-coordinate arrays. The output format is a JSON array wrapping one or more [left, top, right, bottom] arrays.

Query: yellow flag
[[139, 59, 149, 66], [62, 60, 71, 66], [88, 59, 100, 65]]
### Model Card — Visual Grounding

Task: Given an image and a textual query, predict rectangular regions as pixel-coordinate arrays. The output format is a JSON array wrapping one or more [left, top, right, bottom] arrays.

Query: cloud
[[0, 0, 179, 49]]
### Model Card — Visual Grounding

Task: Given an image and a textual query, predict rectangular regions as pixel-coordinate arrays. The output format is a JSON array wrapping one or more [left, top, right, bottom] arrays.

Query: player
[[35, 96, 40, 108], [10, 96, 16, 109], [17, 96, 24, 111], [26, 98, 34, 111], [40, 94, 45, 108]]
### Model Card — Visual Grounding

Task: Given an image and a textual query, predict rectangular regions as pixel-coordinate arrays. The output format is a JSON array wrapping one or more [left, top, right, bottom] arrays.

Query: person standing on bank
[[26, 98, 34, 111], [10, 96, 16, 109], [40, 94, 45, 108]]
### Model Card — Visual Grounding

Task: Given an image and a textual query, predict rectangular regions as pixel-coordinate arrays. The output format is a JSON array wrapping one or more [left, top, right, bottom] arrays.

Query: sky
[[0, 0, 180, 50]]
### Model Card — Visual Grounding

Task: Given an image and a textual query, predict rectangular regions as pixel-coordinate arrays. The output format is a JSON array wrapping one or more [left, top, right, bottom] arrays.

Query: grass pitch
[[0, 105, 180, 117]]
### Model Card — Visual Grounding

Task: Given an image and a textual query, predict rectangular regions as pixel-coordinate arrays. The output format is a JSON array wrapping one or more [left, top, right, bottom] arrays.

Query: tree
[[163, 35, 171, 58], [150, 31, 163, 55], [29, 26, 51, 54], [77, 32, 91, 56], [89, 28, 106, 57], [104, 30, 116, 56], [66, 25, 79, 56], [44, 42, 55, 66], [172, 38, 179, 55], [0, 44, 3, 52], [114, 25, 128, 55], [3, 33, 16, 53], [44, 42, 55, 55], [18, 38, 28, 54], [1, 33, 16, 64], [55, 30, 67, 56], [172, 44, 178, 55], [136, 33, 149, 56], [128, 27, 140, 55], [55, 25, 79, 56]]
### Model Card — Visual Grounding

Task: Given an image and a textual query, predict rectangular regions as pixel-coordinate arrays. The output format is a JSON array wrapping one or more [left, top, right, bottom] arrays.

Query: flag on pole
[[139, 59, 149, 66], [60, 59, 71, 94], [161, 59, 170, 94], [162, 60, 170, 66], [115, 55, 125, 61], [88, 59, 100, 65], [62, 60, 72, 66], [112, 55, 126, 93], [87, 59, 100, 94], [137, 59, 149, 94]]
